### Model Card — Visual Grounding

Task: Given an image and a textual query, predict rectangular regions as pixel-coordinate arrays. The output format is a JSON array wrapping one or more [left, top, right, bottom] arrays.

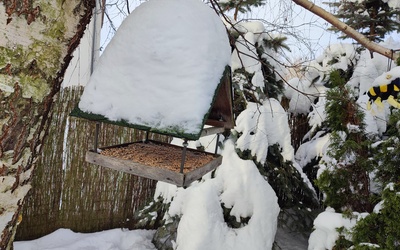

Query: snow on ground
[[78, 0, 231, 136], [14, 228, 156, 250]]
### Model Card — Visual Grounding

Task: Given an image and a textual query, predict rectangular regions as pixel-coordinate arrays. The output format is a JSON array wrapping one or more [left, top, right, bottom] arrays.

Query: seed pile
[[100, 142, 215, 173]]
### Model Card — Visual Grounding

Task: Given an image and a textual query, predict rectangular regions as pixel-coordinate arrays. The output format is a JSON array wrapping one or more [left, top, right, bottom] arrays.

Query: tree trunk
[[0, 1, 95, 249], [292, 0, 400, 61]]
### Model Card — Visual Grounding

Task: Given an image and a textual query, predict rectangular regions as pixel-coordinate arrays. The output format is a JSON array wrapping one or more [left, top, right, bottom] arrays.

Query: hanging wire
[[387, 49, 393, 71], [387, 49, 400, 71]]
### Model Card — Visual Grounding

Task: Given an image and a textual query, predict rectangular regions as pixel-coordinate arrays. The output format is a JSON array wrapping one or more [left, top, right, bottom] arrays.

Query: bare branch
[[126, 0, 130, 14]]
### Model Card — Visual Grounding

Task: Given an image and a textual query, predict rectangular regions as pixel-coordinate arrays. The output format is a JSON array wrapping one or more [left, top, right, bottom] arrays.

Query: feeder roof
[[71, 0, 232, 140]]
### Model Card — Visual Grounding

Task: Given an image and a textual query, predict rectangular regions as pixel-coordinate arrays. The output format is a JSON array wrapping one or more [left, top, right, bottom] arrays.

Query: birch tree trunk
[[292, 0, 400, 61], [0, 1, 94, 249]]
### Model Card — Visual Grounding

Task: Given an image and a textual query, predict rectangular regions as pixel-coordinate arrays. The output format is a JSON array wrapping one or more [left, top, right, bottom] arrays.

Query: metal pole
[[214, 133, 220, 156], [91, 2, 100, 153], [90, 0, 99, 75], [180, 139, 188, 174]]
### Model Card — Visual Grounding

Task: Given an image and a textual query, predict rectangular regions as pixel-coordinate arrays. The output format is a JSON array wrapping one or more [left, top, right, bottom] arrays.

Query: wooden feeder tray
[[86, 140, 222, 187], [71, 66, 233, 186]]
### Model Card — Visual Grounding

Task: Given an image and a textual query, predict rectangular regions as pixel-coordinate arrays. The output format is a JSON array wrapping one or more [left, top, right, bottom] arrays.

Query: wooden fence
[[16, 87, 167, 240]]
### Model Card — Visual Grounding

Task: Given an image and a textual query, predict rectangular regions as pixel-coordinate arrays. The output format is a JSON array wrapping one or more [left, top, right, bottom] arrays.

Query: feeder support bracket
[[94, 122, 100, 152], [180, 139, 188, 174]]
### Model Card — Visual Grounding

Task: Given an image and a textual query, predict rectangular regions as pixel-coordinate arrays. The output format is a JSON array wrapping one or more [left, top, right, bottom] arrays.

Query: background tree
[[289, 15, 400, 246], [228, 22, 319, 211], [348, 101, 400, 248], [0, 1, 94, 248], [372, 109, 400, 187], [292, 0, 400, 61], [325, 0, 400, 43], [217, 0, 266, 20]]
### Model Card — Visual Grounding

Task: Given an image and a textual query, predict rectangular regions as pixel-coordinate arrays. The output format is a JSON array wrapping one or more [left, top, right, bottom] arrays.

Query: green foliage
[[152, 215, 179, 250], [352, 183, 400, 249], [133, 197, 169, 229], [231, 53, 285, 105], [262, 144, 319, 209], [236, 144, 319, 210], [325, 135, 400, 247], [315, 161, 374, 212], [232, 68, 264, 105], [261, 36, 291, 53], [230, 29, 288, 104], [371, 109, 400, 188], [317, 70, 374, 212], [372, 138, 400, 187], [221, 203, 250, 228], [262, 62, 285, 99], [232, 73, 249, 117], [218, 0, 266, 16], [302, 157, 321, 194], [325, 0, 400, 42], [256, 36, 287, 99], [225, 1, 320, 241], [236, 144, 320, 242], [334, 234, 353, 250], [325, 70, 365, 132], [384, 108, 400, 137]]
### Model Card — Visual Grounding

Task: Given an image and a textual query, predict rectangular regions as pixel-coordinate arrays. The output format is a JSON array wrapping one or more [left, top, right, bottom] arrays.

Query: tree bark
[[0, 1, 95, 249], [292, 0, 400, 61]]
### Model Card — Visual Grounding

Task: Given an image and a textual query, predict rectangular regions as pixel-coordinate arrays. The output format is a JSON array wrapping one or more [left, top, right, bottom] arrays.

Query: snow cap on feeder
[[71, 0, 233, 140]]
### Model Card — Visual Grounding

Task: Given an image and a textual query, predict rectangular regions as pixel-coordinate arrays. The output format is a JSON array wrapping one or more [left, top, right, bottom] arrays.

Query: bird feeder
[[70, 0, 233, 187]]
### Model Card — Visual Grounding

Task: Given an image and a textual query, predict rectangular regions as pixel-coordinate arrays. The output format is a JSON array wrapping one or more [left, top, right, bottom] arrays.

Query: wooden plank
[[206, 69, 234, 129], [183, 155, 223, 186], [87, 141, 224, 187], [205, 119, 228, 128], [86, 151, 185, 186], [200, 127, 226, 137]]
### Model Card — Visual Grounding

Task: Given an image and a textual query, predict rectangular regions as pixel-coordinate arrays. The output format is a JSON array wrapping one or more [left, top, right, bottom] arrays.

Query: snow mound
[[308, 208, 367, 250], [79, 0, 231, 135], [155, 140, 280, 250]]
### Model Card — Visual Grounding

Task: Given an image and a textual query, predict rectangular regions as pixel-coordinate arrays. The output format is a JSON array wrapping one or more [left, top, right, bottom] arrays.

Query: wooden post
[[214, 134, 220, 156], [94, 122, 100, 152], [180, 139, 188, 174]]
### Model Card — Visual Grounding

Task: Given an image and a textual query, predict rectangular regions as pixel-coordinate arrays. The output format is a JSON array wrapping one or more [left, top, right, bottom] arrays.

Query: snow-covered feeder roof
[[71, 0, 233, 140]]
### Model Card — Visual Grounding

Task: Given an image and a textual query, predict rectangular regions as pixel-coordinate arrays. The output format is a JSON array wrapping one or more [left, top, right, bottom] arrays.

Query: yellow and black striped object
[[367, 77, 400, 110]]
